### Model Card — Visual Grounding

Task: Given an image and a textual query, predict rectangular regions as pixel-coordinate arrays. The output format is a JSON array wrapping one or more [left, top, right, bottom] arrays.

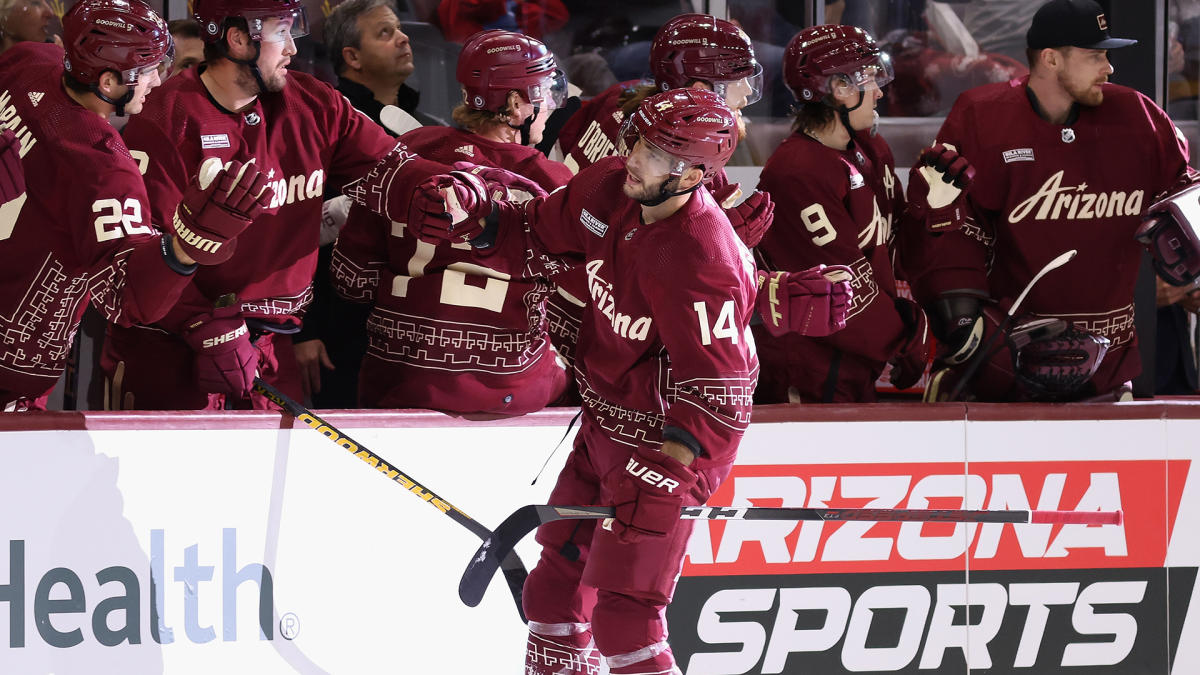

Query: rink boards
[[1, 402, 1198, 674]]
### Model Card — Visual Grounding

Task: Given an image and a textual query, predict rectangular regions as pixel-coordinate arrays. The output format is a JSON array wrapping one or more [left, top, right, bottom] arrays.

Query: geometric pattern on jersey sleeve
[[843, 256, 880, 323], [330, 247, 383, 303], [3, 252, 90, 379]]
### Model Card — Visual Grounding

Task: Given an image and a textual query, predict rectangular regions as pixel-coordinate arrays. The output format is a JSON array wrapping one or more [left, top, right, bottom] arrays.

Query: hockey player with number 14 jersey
[[344, 88, 757, 674]]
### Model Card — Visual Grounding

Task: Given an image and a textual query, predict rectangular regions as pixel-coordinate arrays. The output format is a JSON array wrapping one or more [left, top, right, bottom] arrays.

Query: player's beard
[[623, 173, 674, 203], [1061, 71, 1105, 107], [736, 110, 747, 142]]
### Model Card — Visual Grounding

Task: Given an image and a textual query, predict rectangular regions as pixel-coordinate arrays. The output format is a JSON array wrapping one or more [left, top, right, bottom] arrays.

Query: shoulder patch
[[580, 208, 609, 237], [201, 134, 231, 149]]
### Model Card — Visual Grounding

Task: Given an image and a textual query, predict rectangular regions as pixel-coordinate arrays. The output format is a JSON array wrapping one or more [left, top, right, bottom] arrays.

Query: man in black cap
[[898, 0, 1200, 403]]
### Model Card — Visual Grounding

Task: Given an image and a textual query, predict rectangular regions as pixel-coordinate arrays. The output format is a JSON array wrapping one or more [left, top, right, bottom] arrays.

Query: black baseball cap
[[1027, 0, 1138, 50]]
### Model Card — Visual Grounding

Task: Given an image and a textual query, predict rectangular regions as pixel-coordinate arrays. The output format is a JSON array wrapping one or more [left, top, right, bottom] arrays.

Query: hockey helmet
[[618, 88, 738, 179], [193, 0, 309, 44], [650, 14, 762, 109], [784, 24, 893, 104], [457, 30, 566, 112], [62, 0, 174, 86]]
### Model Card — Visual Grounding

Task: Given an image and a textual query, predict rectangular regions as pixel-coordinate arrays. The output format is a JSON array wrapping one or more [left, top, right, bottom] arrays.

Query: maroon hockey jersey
[[119, 67, 396, 331], [900, 77, 1191, 394], [0, 43, 191, 398], [556, 80, 642, 175], [754, 131, 909, 402], [331, 127, 573, 413], [478, 156, 758, 466]]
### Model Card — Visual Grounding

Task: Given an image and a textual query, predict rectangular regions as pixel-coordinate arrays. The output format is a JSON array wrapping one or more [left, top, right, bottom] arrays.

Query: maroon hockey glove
[[606, 446, 697, 545], [1015, 325, 1110, 398], [0, 129, 23, 204], [1137, 178, 1200, 286], [451, 161, 550, 204], [408, 171, 493, 244], [888, 297, 931, 390], [173, 159, 271, 265], [182, 309, 260, 399], [712, 183, 775, 248], [755, 265, 854, 337], [907, 143, 975, 234]]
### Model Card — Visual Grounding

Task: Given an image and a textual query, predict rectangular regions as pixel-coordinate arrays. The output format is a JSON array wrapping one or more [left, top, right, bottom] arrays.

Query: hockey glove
[[1136, 179, 1200, 286], [182, 308, 260, 399], [930, 291, 987, 365], [0, 128, 23, 204], [888, 297, 932, 390], [1015, 325, 1110, 398], [712, 183, 775, 248], [451, 161, 549, 204], [907, 143, 975, 234], [173, 159, 271, 265], [408, 171, 493, 244], [606, 445, 697, 545], [756, 265, 854, 337]]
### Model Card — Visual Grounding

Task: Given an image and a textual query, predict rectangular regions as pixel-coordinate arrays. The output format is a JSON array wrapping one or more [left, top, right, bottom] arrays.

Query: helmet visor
[[249, 8, 310, 43], [527, 69, 568, 110], [714, 62, 764, 110], [833, 53, 894, 94], [618, 120, 690, 178], [122, 41, 175, 85]]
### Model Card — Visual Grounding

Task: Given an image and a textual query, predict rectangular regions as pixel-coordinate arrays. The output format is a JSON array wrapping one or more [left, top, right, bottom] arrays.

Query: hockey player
[[330, 29, 575, 413], [901, 0, 1194, 401], [548, 13, 776, 378], [0, 0, 269, 411], [347, 87, 756, 675], [100, 0, 437, 410], [753, 25, 934, 403]]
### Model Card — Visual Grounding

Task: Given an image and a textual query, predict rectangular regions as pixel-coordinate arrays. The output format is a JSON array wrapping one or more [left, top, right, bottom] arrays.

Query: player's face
[[2, 0, 52, 43], [352, 6, 414, 82], [169, 36, 205, 78], [510, 97, 553, 145], [256, 17, 298, 92], [832, 76, 884, 132], [623, 138, 679, 202], [1058, 47, 1112, 107], [690, 81, 749, 141], [124, 66, 163, 115]]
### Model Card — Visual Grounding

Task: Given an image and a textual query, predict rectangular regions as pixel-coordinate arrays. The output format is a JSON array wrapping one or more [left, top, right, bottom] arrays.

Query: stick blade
[[460, 505, 542, 608]]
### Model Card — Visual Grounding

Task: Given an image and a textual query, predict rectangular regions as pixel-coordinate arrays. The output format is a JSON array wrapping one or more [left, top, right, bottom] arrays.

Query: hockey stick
[[252, 378, 530, 622], [459, 502, 1122, 608], [946, 249, 1078, 400]]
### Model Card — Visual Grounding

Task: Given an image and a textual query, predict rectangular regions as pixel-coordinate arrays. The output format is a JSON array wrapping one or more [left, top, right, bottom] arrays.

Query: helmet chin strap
[[507, 103, 540, 146], [224, 40, 269, 96], [835, 89, 866, 147], [92, 74, 135, 117], [637, 174, 701, 207]]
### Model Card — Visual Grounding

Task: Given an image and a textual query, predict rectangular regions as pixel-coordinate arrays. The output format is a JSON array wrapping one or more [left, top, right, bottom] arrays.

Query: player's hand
[[712, 183, 774, 248], [908, 142, 975, 234], [451, 162, 549, 204], [0, 128, 25, 204], [888, 297, 931, 390], [409, 171, 492, 244], [294, 338, 334, 397], [173, 159, 271, 265], [603, 445, 697, 544], [756, 265, 853, 337], [182, 309, 260, 399]]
